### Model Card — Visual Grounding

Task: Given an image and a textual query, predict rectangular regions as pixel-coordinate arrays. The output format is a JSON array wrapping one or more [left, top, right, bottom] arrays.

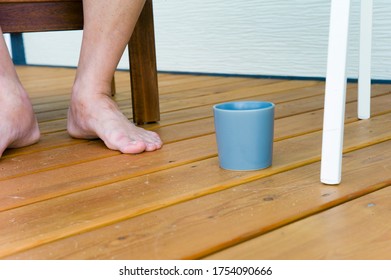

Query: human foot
[[67, 90, 163, 154], [0, 83, 40, 158]]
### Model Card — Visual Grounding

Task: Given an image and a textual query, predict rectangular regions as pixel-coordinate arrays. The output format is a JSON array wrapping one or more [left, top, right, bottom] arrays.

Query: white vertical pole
[[320, 0, 351, 185], [358, 0, 373, 120]]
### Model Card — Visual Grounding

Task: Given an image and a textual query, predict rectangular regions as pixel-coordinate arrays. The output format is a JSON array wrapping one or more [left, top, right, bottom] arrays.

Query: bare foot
[[0, 82, 40, 158], [67, 88, 163, 154]]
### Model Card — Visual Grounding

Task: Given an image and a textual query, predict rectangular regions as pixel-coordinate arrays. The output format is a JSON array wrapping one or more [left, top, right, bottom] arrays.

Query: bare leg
[[0, 27, 40, 158], [67, 0, 162, 154]]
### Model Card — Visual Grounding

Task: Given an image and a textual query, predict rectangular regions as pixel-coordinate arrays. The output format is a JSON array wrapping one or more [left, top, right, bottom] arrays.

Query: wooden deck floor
[[1, 66, 391, 260]]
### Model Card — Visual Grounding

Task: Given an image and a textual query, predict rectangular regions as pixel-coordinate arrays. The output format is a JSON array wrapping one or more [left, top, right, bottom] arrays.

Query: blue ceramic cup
[[213, 101, 275, 171]]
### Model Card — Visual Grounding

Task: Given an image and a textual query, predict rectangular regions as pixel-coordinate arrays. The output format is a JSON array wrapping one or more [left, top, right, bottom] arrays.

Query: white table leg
[[320, 0, 352, 185], [358, 0, 373, 120]]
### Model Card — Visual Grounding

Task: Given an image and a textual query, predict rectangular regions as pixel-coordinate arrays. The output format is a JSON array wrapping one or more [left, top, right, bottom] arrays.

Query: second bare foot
[[67, 89, 163, 154]]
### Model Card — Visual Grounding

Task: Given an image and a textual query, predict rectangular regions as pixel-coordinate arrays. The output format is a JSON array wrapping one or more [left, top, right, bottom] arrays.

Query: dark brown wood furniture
[[0, 0, 160, 124]]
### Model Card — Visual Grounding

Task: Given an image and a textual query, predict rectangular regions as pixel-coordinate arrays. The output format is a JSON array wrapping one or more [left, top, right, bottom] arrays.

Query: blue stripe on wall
[[157, 70, 391, 85], [10, 33, 27, 65]]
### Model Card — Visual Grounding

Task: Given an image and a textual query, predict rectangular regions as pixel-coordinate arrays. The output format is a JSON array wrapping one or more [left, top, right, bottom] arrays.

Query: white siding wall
[[20, 0, 391, 80], [4, 33, 11, 57]]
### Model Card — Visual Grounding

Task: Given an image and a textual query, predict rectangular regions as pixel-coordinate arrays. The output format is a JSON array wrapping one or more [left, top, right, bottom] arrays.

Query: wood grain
[[1, 66, 390, 260]]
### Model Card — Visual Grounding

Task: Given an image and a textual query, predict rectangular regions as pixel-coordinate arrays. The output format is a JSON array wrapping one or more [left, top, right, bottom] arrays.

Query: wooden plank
[[158, 80, 321, 112], [157, 75, 226, 89], [38, 119, 68, 134], [0, 2, 83, 33], [4, 133, 391, 259], [1, 111, 391, 258], [204, 183, 391, 260], [158, 76, 279, 95], [0, 132, 86, 159], [16, 66, 76, 81], [0, 141, 118, 181], [158, 77, 281, 100]]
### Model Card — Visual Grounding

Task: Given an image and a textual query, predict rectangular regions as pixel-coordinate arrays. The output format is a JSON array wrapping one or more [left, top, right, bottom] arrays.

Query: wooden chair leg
[[128, 0, 160, 125], [358, 0, 373, 120], [320, 0, 351, 185], [111, 77, 116, 97]]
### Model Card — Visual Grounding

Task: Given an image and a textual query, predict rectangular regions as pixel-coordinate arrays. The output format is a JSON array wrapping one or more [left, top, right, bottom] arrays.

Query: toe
[[148, 131, 163, 148], [105, 132, 146, 154], [119, 140, 147, 154], [0, 143, 6, 158], [145, 142, 159, 152], [144, 134, 163, 152]]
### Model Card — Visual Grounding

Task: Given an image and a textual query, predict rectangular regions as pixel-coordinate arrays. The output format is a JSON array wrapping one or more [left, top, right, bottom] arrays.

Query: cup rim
[[213, 101, 275, 112]]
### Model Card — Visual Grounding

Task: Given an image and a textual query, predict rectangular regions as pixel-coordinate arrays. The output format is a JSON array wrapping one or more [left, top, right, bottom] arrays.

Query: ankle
[[0, 80, 30, 105], [72, 76, 113, 100]]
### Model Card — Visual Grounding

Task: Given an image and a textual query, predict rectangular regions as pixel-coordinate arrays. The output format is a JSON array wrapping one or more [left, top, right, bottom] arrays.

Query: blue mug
[[213, 101, 275, 171]]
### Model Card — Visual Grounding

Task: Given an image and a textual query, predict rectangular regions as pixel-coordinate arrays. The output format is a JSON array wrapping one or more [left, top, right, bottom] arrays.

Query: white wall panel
[[4, 33, 12, 57], [24, 30, 82, 68], [21, 0, 391, 80]]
